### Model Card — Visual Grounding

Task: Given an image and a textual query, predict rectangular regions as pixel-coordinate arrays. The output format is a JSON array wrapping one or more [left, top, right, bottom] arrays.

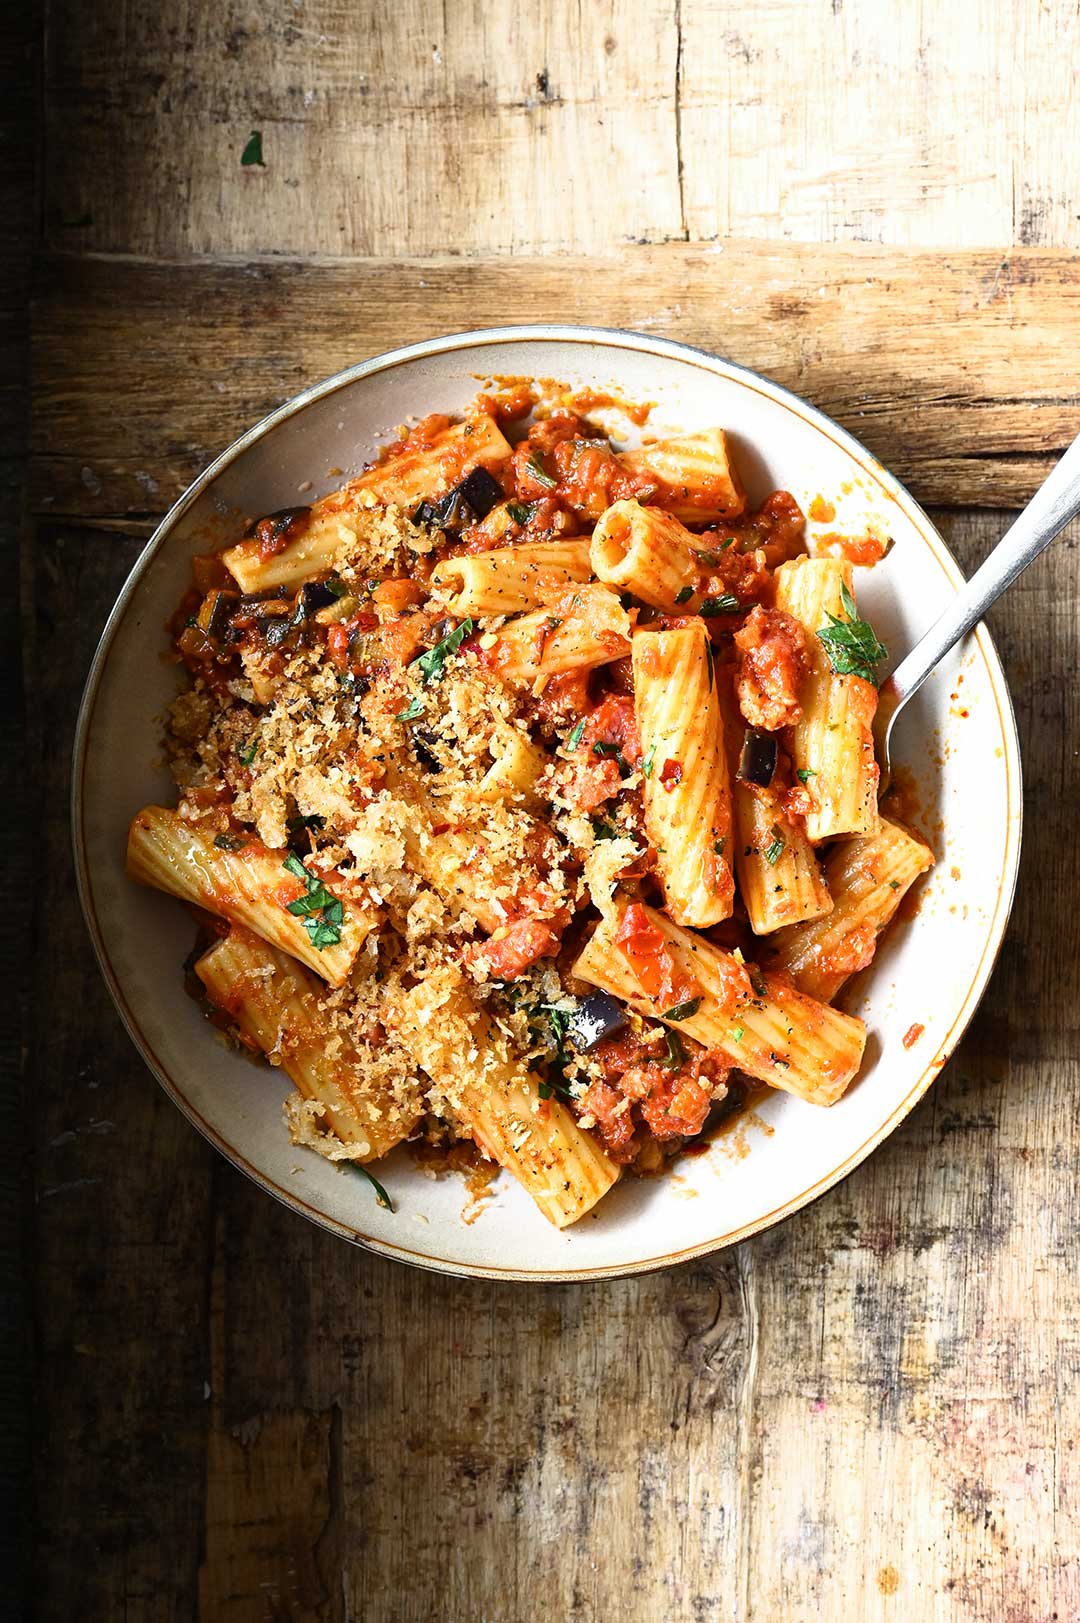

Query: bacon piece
[[467, 917, 563, 981], [563, 694, 643, 812], [579, 1081, 638, 1163], [734, 604, 811, 730]]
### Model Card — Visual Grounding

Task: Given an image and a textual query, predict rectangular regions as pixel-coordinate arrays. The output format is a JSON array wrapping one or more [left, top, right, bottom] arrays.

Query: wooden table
[[19, 4, 1080, 1618]]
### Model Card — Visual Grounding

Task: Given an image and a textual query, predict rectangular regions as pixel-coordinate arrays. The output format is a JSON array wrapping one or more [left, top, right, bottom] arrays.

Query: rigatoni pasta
[[573, 904, 866, 1108], [488, 583, 632, 686], [619, 428, 746, 522], [392, 971, 618, 1228], [766, 817, 934, 1001], [126, 806, 373, 986], [716, 668, 832, 935], [591, 500, 704, 611], [632, 624, 734, 926], [773, 556, 880, 841], [196, 930, 422, 1159], [432, 540, 592, 617], [129, 379, 924, 1230]]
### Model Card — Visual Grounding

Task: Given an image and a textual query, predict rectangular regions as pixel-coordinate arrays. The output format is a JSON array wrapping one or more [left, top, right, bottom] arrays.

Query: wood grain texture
[[27, 0, 1080, 1616], [30, 532, 215, 1621], [42, 0, 683, 257], [30, 244, 1080, 522], [41, 0, 1080, 256], [680, 0, 1080, 249], [29, 509, 1080, 1621]]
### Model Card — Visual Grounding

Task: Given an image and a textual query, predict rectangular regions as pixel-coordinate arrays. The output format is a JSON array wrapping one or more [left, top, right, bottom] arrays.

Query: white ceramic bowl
[[73, 327, 1022, 1281]]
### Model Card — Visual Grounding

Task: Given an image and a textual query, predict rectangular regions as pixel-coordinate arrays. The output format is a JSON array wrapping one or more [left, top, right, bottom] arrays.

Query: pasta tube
[[632, 625, 734, 926], [473, 724, 549, 808], [590, 500, 704, 611], [222, 413, 512, 593], [491, 584, 632, 687], [766, 816, 934, 1001], [773, 556, 880, 842], [390, 972, 619, 1227], [432, 540, 592, 617], [126, 806, 373, 986], [573, 904, 867, 1107], [619, 428, 746, 522], [195, 930, 421, 1160], [716, 669, 832, 934]]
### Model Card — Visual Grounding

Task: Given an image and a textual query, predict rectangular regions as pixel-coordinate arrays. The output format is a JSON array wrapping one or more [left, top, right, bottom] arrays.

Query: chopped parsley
[[506, 501, 537, 526], [532, 1004, 575, 1099], [395, 695, 425, 722], [674, 585, 694, 605], [592, 741, 623, 759], [287, 812, 324, 834], [817, 583, 888, 684], [642, 742, 658, 778], [663, 997, 702, 1021], [796, 768, 816, 784], [240, 130, 265, 167], [353, 1164, 394, 1211], [323, 573, 349, 599], [526, 453, 558, 489], [889, 879, 901, 890], [282, 852, 344, 950], [591, 819, 619, 841], [660, 1029, 688, 1067], [764, 826, 786, 866], [412, 617, 473, 684], [700, 594, 741, 617], [566, 717, 587, 751], [236, 739, 258, 766], [731, 1024, 745, 1044]]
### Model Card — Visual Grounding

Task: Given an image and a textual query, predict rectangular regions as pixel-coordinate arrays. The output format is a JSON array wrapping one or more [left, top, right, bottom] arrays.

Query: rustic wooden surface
[[24, 2, 1080, 1620]]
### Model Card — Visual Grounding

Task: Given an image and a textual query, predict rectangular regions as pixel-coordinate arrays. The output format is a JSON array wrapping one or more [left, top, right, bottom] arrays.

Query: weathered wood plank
[[29, 245, 1080, 521], [740, 511, 1080, 1622], [41, 0, 1080, 257], [29, 512, 1080, 1619], [30, 531, 215, 1620], [42, 0, 683, 257], [216, 1172, 750, 1623], [680, 0, 1080, 249]]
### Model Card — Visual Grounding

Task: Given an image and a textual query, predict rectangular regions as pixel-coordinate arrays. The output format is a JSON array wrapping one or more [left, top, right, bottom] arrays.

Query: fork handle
[[888, 432, 1080, 703]]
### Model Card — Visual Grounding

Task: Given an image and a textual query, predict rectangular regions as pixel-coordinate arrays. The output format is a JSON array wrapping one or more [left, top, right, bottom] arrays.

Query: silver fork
[[874, 434, 1080, 793]]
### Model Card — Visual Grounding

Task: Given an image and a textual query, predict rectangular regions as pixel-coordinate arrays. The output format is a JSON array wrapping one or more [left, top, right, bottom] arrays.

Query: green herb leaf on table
[[240, 130, 265, 167], [817, 583, 888, 684]]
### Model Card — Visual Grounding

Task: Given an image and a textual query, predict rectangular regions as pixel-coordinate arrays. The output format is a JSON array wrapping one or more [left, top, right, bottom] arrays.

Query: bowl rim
[[71, 323, 1023, 1282]]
